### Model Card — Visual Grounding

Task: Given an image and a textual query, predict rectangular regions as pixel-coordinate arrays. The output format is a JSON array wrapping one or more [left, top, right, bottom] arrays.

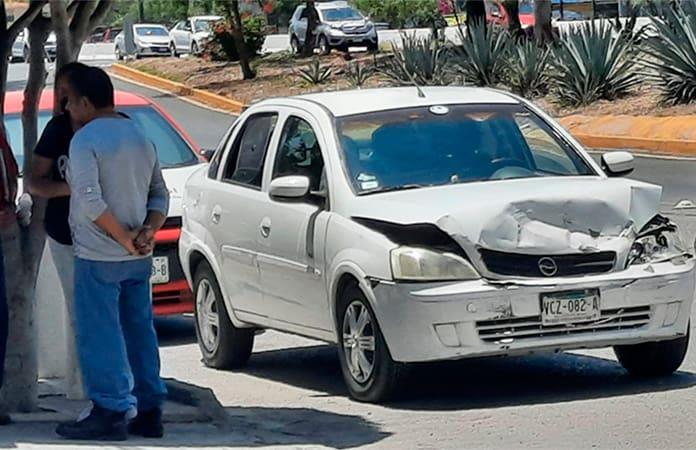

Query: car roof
[[316, 1, 351, 9], [190, 15, 222, 20], [3, 89, 151, 114], [269, 87, 520, 117], [133, 23, 168, 28]]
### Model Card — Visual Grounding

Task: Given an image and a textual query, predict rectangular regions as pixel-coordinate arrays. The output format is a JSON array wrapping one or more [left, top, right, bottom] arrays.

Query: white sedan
[[179, 87, 695, 402]]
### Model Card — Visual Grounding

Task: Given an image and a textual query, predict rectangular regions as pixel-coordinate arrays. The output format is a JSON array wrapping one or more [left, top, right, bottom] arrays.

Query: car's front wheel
[[318, 35, 331, 55], [614, 325, 690, 377], [337, 283, 405, 403], [191, 41, 199, 55], [290, 35, 301, 55], [170, 42, 178, 57], [193, 262, 254, 369]]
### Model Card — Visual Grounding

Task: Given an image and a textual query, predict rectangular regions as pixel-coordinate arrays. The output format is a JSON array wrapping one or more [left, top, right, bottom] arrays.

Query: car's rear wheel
[[193, 262, 254, 369], [614, 325, 690, 377], [318, 35, 331, 55], [337, 283, 405, 403]]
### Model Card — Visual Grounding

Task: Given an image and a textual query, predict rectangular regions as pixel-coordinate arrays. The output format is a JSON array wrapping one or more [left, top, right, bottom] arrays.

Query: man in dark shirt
[[30, 62, 88, 400]]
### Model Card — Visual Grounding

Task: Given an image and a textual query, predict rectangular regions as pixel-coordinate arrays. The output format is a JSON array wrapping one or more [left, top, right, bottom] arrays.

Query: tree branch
[[0, 2, 8, 38], [70, 0, 99, 44], [7, 0, 48, 43], [87, 0, 114, 31]]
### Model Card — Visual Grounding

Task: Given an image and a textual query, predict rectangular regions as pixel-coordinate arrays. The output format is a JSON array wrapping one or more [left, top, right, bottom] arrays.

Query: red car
[[3, 89, 203, 315]]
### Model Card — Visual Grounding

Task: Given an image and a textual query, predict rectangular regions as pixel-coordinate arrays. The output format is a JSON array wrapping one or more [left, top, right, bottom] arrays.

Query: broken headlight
[[390, 247, 480, 281], [627, 215, 690, 266]]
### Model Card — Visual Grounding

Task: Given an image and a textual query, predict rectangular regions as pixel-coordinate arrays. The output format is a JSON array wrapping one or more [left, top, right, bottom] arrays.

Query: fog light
[[663, 302, 680, 327]]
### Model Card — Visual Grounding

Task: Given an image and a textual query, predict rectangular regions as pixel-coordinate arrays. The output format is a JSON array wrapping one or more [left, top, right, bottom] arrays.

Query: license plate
[[151, 257, 170, 284], [540, 289, 600, 325]]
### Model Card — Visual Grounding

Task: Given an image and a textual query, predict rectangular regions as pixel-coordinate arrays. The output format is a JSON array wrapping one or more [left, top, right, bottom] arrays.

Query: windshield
[[135, 26, 168, 37], [336, 105, 595, 195], [321, 7, 363, 22], [193, 19, 216, 32], [4, 105, 198, 173]]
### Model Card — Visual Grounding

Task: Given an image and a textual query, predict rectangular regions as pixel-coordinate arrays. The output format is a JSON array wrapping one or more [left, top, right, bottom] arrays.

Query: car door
[[205, 112, 280, 319], [255, 112, 333, 332], [293, 6, 308, 44], [170, 21, 183, 48], [181, 20, 194, 50]]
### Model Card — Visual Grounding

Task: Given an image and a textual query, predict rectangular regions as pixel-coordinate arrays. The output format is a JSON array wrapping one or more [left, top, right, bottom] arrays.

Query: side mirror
[[269, 176, 310, 200], [201, 148, 216, 161], [601, 151, 634, 177]]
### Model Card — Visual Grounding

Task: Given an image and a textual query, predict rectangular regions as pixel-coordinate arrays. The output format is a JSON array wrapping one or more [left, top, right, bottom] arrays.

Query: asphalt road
[[6, 59, 696, 449]]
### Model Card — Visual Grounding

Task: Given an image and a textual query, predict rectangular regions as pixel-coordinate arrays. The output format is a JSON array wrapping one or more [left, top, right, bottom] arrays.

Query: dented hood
[[351, 177, 662, 255]]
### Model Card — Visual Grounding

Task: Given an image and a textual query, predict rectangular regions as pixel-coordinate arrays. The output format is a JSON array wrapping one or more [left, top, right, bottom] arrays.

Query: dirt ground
[[126, 54, 696, 118]]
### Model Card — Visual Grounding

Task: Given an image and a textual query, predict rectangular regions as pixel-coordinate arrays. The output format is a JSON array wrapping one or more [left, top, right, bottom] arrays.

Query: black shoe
[[128, 407, 163, 438], [55, 405, 127, 441], [0, 414, 11, 426]]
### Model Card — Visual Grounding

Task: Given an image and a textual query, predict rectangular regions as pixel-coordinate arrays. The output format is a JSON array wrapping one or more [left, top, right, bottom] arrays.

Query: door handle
[[259, 217, 272, 238], [211, 206, 222, 224]]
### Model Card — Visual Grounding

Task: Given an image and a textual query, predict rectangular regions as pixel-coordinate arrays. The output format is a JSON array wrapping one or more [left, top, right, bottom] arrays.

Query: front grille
[[476, 306, 651, 344], [479, 249, 616, 277]]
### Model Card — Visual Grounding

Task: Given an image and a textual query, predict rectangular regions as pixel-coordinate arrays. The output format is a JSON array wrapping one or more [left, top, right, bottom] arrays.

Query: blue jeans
[[0, 242, 7, 390], [74, 257, 167, 413]]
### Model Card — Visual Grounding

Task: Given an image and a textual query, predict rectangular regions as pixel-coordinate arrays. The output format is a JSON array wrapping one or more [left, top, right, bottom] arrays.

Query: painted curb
[[110, 63, 246, 114], [111, 63, 696, 157]]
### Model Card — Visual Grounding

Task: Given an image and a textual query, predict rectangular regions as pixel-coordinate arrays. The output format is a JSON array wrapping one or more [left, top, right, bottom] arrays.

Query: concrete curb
[[110, 63, 246, 114], [111, 63, 696, 157]]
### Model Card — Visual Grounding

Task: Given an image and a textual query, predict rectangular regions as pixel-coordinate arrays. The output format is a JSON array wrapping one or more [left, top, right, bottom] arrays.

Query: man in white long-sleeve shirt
[[56, 66, 169, 441]]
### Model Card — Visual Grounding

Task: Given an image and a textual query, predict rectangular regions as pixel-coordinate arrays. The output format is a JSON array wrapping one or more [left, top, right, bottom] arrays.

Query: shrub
[[643, 7, 696, 105], [505, 39, 551, 98], [345, 61, 376, 88], [296, 58, 333, 84], [549, 21, 641, 107], [202, 15, 266, 62], [451, 22, 510, 87], [379, 33, 450, 86]]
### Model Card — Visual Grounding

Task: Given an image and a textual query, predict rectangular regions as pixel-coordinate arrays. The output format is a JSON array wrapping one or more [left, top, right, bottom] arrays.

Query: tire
[[170, 42, 178, 58], [21, 45, 29, 63], [115, 48, 123, 61], [318, 35, 331, 55], [191, 41, 199, 55], [614, 325, 689, 377], [193, 262, 254, 369], [336, 283, 406, 403], [367, 40, 379, 53], [290, 35, 301, 55]]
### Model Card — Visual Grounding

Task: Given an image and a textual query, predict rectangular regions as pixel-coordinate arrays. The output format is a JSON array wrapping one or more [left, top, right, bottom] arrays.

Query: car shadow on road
[[243, 344, 696, 411]]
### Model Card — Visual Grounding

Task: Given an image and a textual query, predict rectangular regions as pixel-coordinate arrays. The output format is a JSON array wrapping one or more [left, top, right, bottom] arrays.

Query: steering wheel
[[489, 157, 534, 180]]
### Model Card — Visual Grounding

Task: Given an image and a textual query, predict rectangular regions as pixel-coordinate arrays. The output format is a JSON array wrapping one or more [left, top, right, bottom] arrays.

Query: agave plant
[[345, 60, 376, 88], [643, 7, 696, 105], [505, 39, 551, 98], [379, 33, 450, 86], [296, 58, 333, 85], [549, 21, 641, 107], [450, 22, 510, 87]]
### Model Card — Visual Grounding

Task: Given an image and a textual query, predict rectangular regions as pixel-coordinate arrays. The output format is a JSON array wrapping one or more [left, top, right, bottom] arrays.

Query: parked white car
[[169, 15, 222, 56], [115, 23, 171, 60], [179, 87, 695, 402]]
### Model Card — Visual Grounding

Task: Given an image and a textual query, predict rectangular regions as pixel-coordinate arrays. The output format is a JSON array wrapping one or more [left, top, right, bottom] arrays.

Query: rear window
[[135, 26, 168, 37], [3, 105, 198, 173]]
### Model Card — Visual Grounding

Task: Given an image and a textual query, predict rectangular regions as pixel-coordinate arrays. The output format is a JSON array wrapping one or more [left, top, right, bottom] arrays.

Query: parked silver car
[[169, 15, 222, 56], [289, 1, 378, 55], [115, 24, 171, 60], [11, 30, 57, 62]]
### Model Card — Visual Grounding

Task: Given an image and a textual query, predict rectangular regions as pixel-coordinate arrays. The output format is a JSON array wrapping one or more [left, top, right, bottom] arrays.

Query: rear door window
[[222, 113, 278, 188]]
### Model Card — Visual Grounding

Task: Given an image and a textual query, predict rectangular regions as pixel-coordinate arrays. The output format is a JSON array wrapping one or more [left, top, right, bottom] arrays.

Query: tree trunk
[[0, 16, 50, 413], [503, 0, 522, 38], [227, 0, 256, 80], [466, 0, 487, 32], [301, 0, 318, 57], [534, 0, 553, 43]]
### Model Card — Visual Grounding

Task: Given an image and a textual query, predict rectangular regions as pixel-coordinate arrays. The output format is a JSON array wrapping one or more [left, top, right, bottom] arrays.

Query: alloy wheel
[[342, 300, 376, 383], [196, 278, 220, 353]]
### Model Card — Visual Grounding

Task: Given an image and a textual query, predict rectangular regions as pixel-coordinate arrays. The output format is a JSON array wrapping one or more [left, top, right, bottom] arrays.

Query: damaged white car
[[179, 87, 695, 402]]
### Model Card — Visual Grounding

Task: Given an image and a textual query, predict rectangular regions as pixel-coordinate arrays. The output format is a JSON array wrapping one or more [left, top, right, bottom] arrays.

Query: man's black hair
[[66, 66, 114, 109], [55, 62, 89, 83]]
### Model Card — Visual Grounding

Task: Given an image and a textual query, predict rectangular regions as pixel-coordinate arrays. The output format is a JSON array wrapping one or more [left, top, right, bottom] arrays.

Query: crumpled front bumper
[[370, 259, 695, 363]]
